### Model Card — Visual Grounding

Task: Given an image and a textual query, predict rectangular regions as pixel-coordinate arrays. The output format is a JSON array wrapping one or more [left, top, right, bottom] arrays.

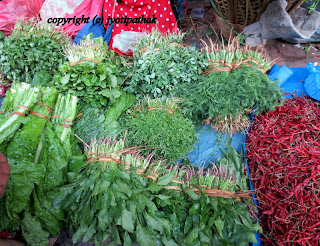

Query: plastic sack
[[39, 0, 103, 37], [268, 64, 308, 99], [269, 65, 293, 86], [0, 0, 44, 36], [304, 62, 320, 101], [40, 0, 85, 20], [112, 31, 147, 54]]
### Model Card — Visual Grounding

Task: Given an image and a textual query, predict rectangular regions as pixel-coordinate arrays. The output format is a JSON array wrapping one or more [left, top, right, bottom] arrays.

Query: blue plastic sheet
[[304, 62, 320, 101], [186, 125, 246, 169]]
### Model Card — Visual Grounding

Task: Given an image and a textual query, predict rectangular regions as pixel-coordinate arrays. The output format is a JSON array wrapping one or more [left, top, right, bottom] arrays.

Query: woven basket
[[214, 0, 304, 38]]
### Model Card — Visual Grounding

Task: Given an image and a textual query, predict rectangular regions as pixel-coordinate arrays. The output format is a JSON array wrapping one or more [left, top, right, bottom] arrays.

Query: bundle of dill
[[177, 66, 283, 134], [120, 98, 197, 162]]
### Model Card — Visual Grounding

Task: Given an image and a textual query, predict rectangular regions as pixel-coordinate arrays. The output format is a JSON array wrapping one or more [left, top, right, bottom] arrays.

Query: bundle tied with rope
[[120, 98, 197, 162], [201, 36, 273, 75], [84, 135, 253, 201]]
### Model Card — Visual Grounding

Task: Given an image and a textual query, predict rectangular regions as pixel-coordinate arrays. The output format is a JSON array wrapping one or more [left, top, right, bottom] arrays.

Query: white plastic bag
[[40, 0, 85, 20], [112, 31, 146, 54]]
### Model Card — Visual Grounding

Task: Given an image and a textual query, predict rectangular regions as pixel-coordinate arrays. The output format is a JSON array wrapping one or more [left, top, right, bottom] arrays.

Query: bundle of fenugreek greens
[[53, 135, 261, 246], [0, 19, 69, 84], [0, 82, 84, 246], [123, 31, 208, 99]]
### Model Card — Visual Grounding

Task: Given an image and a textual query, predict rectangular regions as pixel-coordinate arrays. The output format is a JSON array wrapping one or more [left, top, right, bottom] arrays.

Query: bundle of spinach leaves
[[120, 98, 197, 162], [0, 19, 68, 84], [176, 66, 283, 133], [124, 31, 207, 98], [54, 137, 261, 246]]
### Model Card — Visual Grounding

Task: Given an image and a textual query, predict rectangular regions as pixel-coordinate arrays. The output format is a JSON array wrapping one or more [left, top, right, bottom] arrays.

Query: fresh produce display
[[2, 26, 314, 246], [54, 136, 261, 246], [202, 38, 272, 74], [120, 98, 196, 162], [0, 82, 83, 245], [246, 96, 320, 245], [177, 66, 283, 134], [124, 31, 208, 98], [54, 35, 123, 108], [0, 19, 69, 84]]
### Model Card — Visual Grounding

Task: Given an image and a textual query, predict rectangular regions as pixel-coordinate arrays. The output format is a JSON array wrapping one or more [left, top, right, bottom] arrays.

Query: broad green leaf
[[121, 209, 135, 233], [214, 217, 224, 237], [157, 173, 175, 186], [136, 224, 157, 246]]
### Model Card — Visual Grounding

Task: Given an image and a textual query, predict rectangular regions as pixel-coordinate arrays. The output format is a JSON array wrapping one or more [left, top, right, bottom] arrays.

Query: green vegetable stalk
[[5, 86, 59, 162], [0, 83, 39, 148]]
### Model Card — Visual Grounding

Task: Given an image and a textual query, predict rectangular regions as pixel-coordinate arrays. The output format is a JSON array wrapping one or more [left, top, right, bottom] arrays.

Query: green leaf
[[82, 218, 97, 242], [136, 224, 157, 246], [144, 212, 164, 233], [121, 209, 135, 233], [214, 217, 224, 237], [157, 173, 175, 186], [61, 74, 70, 85], [162, 237, 179, 246], [186, 189, 200, 201]]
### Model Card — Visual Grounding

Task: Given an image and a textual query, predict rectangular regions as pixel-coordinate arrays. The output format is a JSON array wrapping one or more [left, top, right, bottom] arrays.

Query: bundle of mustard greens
[[53, 135, 261, 246]]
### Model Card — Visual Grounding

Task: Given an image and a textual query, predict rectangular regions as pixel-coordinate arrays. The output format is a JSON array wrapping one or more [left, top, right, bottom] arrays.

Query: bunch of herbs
[[0, 19, 69, 84], [54, 35, 124, 108], [119, 97, 197, 162], [124, 31, 208, 98], [176, 66, 282, 134], [54, 136, 261, 246]]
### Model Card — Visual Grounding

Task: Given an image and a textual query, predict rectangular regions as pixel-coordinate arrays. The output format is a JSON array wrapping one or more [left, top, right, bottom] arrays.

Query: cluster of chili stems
[[246, 96, 320, 246]]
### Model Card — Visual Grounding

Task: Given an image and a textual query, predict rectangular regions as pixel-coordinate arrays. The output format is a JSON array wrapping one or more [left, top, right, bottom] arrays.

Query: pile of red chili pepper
[[246, 96, 320, 246]]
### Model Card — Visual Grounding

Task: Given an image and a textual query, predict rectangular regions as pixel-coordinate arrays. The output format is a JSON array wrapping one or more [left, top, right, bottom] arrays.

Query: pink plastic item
[[40, 0, 104, 37], [0, 0, 45, 36]]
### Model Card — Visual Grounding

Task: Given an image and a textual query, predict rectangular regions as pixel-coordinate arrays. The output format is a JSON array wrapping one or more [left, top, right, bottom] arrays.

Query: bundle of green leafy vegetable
[[0, 19, 69, 84], [0, 83, 83, 246], [54, 34, 123, 108], [119, 97, 196, 162], [54, 136, 261, 246], [202, 37, 272, 73], [176, 66, 283, 134], [74, 90, 136, 144], [124, 31, 208, 98], [0, 82, 40, 151]]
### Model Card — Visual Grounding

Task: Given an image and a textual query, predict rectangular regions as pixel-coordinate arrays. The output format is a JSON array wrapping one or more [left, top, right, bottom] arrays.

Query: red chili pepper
[[246, 96, 320, 245]]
